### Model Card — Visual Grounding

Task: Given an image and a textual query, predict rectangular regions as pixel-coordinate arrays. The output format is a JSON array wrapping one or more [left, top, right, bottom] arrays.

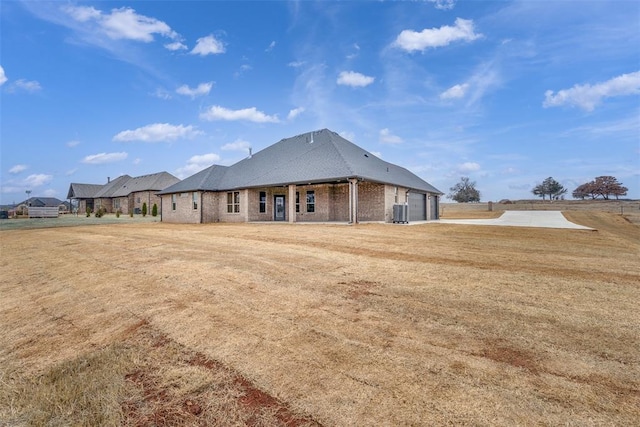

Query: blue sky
[[1, 0, 639, 204]]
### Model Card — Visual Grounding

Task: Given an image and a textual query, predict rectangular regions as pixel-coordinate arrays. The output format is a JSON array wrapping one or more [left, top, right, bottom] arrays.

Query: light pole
[[25, 190, 31, 216]]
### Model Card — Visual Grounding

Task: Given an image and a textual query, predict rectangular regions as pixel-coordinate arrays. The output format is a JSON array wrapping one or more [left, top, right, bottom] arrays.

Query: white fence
[[28, 207, 59, 218]]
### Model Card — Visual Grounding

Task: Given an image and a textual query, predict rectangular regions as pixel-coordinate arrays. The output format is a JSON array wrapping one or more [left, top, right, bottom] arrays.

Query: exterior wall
[[329, 183, 349, 221], [356, 182, 385, 222], [129, 191, 162, 215], [384, 185, 409, 223], [217, 189, 249, 223], [94, 197, 113, 213], [160, 192, 201, 223], [112, 197, 129, 214]]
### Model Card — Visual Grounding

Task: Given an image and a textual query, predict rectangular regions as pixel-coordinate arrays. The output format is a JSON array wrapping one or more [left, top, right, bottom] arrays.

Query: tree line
[[447, 175, 628, 202]]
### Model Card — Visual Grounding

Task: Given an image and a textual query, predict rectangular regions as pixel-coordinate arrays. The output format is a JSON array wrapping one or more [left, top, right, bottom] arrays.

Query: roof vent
[[309, 132, 314, 144], [248, 147, 252, 159], [364, 154, 369, 158]]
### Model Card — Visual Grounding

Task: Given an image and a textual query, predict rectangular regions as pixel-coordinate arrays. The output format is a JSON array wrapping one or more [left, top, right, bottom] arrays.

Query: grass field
[[1, 204, 638, 425]]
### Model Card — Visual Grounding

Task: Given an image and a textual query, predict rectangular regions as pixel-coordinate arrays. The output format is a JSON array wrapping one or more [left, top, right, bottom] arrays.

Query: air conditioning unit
[[393, 204, 408, 223]]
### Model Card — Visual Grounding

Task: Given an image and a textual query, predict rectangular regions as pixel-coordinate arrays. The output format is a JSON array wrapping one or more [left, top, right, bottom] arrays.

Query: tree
[[142, 202, 147, 217], [152, 203, 158, 217], [448, 177, 481, 203], [573, 176, 627, 200], [532, 177, 566, 201]]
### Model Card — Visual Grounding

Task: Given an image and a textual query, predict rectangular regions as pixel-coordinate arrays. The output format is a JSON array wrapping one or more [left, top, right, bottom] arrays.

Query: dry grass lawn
[[1, 209, 638, 425]]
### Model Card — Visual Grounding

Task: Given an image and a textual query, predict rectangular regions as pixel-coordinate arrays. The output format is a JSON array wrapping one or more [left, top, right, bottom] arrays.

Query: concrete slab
[[438, 211, 593, 230]]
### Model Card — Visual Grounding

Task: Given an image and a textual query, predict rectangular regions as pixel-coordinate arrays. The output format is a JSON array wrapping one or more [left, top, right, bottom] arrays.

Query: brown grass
[[1, 209, 639, 425]]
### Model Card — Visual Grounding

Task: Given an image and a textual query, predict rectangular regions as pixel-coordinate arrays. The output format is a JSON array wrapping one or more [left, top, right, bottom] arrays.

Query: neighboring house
[[158, 129, 443, 224], [14, 197, 70, 215], [67, 172, 180, 214]]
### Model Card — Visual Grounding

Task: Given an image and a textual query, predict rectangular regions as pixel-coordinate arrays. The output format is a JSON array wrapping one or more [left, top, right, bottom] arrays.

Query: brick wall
[[357, 182, 385, 222], [160, 192, 201, 223]]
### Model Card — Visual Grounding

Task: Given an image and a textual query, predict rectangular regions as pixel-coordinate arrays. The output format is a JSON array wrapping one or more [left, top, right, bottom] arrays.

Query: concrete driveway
[[438, 211, 593, 230]]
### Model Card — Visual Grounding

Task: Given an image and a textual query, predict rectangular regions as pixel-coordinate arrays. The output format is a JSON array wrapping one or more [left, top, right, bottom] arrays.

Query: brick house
[[67, 172, 179, 214], [158, 129, 442, 224]]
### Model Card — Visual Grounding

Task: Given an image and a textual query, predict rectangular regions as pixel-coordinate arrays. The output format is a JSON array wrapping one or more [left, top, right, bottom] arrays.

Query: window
[[171, 194, 176, 211], [114, 198, 120, 210], [259, 191, 266, 213], [227, 191, 240, 213], [306, 190, 315, 213], [192, 192, 198, 210], [296, 192, 300, 213]]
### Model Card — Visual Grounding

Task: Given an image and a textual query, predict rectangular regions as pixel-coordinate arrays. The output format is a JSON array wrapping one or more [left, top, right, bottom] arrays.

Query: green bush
[[94, 207, 106, 218], [129, 211, 133, 218], [142, 202, 147, 217], [152, 203, 158, 217], [116, 209, 121, 218], [86, 207, 91, 217]]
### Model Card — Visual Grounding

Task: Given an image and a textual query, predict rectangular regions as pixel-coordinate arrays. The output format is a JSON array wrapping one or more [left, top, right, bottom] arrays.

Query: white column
[[288, 184, 296, 223]]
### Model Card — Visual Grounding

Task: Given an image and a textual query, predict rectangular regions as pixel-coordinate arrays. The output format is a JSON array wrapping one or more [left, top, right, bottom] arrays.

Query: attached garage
[[408, 192, 427, 221]]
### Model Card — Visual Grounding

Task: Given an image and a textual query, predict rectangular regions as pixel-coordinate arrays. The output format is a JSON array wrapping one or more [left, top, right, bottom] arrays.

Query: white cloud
[[152, 88, 172, 100], [371, 151, 383, 158], [427, 0, 456, 10], [42, 189, 58, 197], [82, 152, 128, 164], [288, 61, 306, 68], [222, 139, 252, 152], [287, 107, 305, 120], [23, 174, 53, 187], [0, 66, 7, 86], [543, 71, 640, 111], [176, 82, 213, 98], [191, 35, 225, 56], [379, 128, 403, 144], [9, 164, 28, 174], [394, 18, 482, 52], [458, 162, 481, 172], [132, 158, 141, 165], [66, 140, 81, 148], [11, 79, 42, 93], [266, 41, 276, 52], [113, 123, 203, 142], [165, 41, 187, 51], [337, 71, 375, 87], [199, 106, 279, 123], [440, 83, 469, 100], [64, 6, 180, 43], [65, 168, 77, 176], [339, 131, 356, 141], [175, 153, 221, 178]]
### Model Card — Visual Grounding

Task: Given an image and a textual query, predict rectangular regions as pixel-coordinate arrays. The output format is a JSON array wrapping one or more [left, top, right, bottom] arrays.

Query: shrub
[[86, 207, 91, 217], [94, 207, 106, 218], [116, 209, 121, 218], [129, 211, 133, 218], [142, 202, 147, 217], [152, 203, 158, 217]]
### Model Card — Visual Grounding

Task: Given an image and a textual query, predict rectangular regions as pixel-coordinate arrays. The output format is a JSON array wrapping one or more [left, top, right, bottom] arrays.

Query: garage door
[[408, 192, 426, 221]]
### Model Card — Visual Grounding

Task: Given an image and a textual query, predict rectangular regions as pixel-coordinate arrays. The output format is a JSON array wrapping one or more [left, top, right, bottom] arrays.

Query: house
[[67, 172, 180, 214], [10, 197, 71, 217], [157, 129, 442, 224]]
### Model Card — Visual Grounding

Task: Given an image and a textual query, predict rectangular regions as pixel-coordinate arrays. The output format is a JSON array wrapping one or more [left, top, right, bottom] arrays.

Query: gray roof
[[68, 172, 179, 199], [21, 197, 65, 207], [159, 129, 442, 195], [111, 172, 179, 197], [94, 175, 132, 198], [67, 183, 104, 199]]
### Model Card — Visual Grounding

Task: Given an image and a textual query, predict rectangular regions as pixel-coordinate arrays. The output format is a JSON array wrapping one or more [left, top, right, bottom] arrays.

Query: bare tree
[[448, 177, 481, 203]]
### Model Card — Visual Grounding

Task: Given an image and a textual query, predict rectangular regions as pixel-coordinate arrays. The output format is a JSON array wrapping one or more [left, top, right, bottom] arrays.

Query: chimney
[[107, 177, 110, 183], [248, 148, 252, 158]]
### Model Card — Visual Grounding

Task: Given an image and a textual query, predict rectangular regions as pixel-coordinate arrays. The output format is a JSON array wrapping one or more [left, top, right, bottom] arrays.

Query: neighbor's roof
[[111, 172, 180, 197], [68, 172, 179, 199], [159, 129, 442, 195], [20, 197, 65, 207], [67, 183, 104, 199]]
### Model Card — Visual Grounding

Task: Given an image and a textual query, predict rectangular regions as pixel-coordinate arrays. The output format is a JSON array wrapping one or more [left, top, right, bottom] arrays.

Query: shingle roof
[[21, 197, 65, 207], [93, 175, 132, 198], [67, 183, 104, 199], [111, 172, 179, 197], [159, 129, 442, 195], [68, 172, 179, 199]]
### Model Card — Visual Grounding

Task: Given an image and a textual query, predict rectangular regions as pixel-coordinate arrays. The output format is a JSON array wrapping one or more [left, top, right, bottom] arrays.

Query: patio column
[[349, 178, 358, 224], [288, 184, 296, 223]]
